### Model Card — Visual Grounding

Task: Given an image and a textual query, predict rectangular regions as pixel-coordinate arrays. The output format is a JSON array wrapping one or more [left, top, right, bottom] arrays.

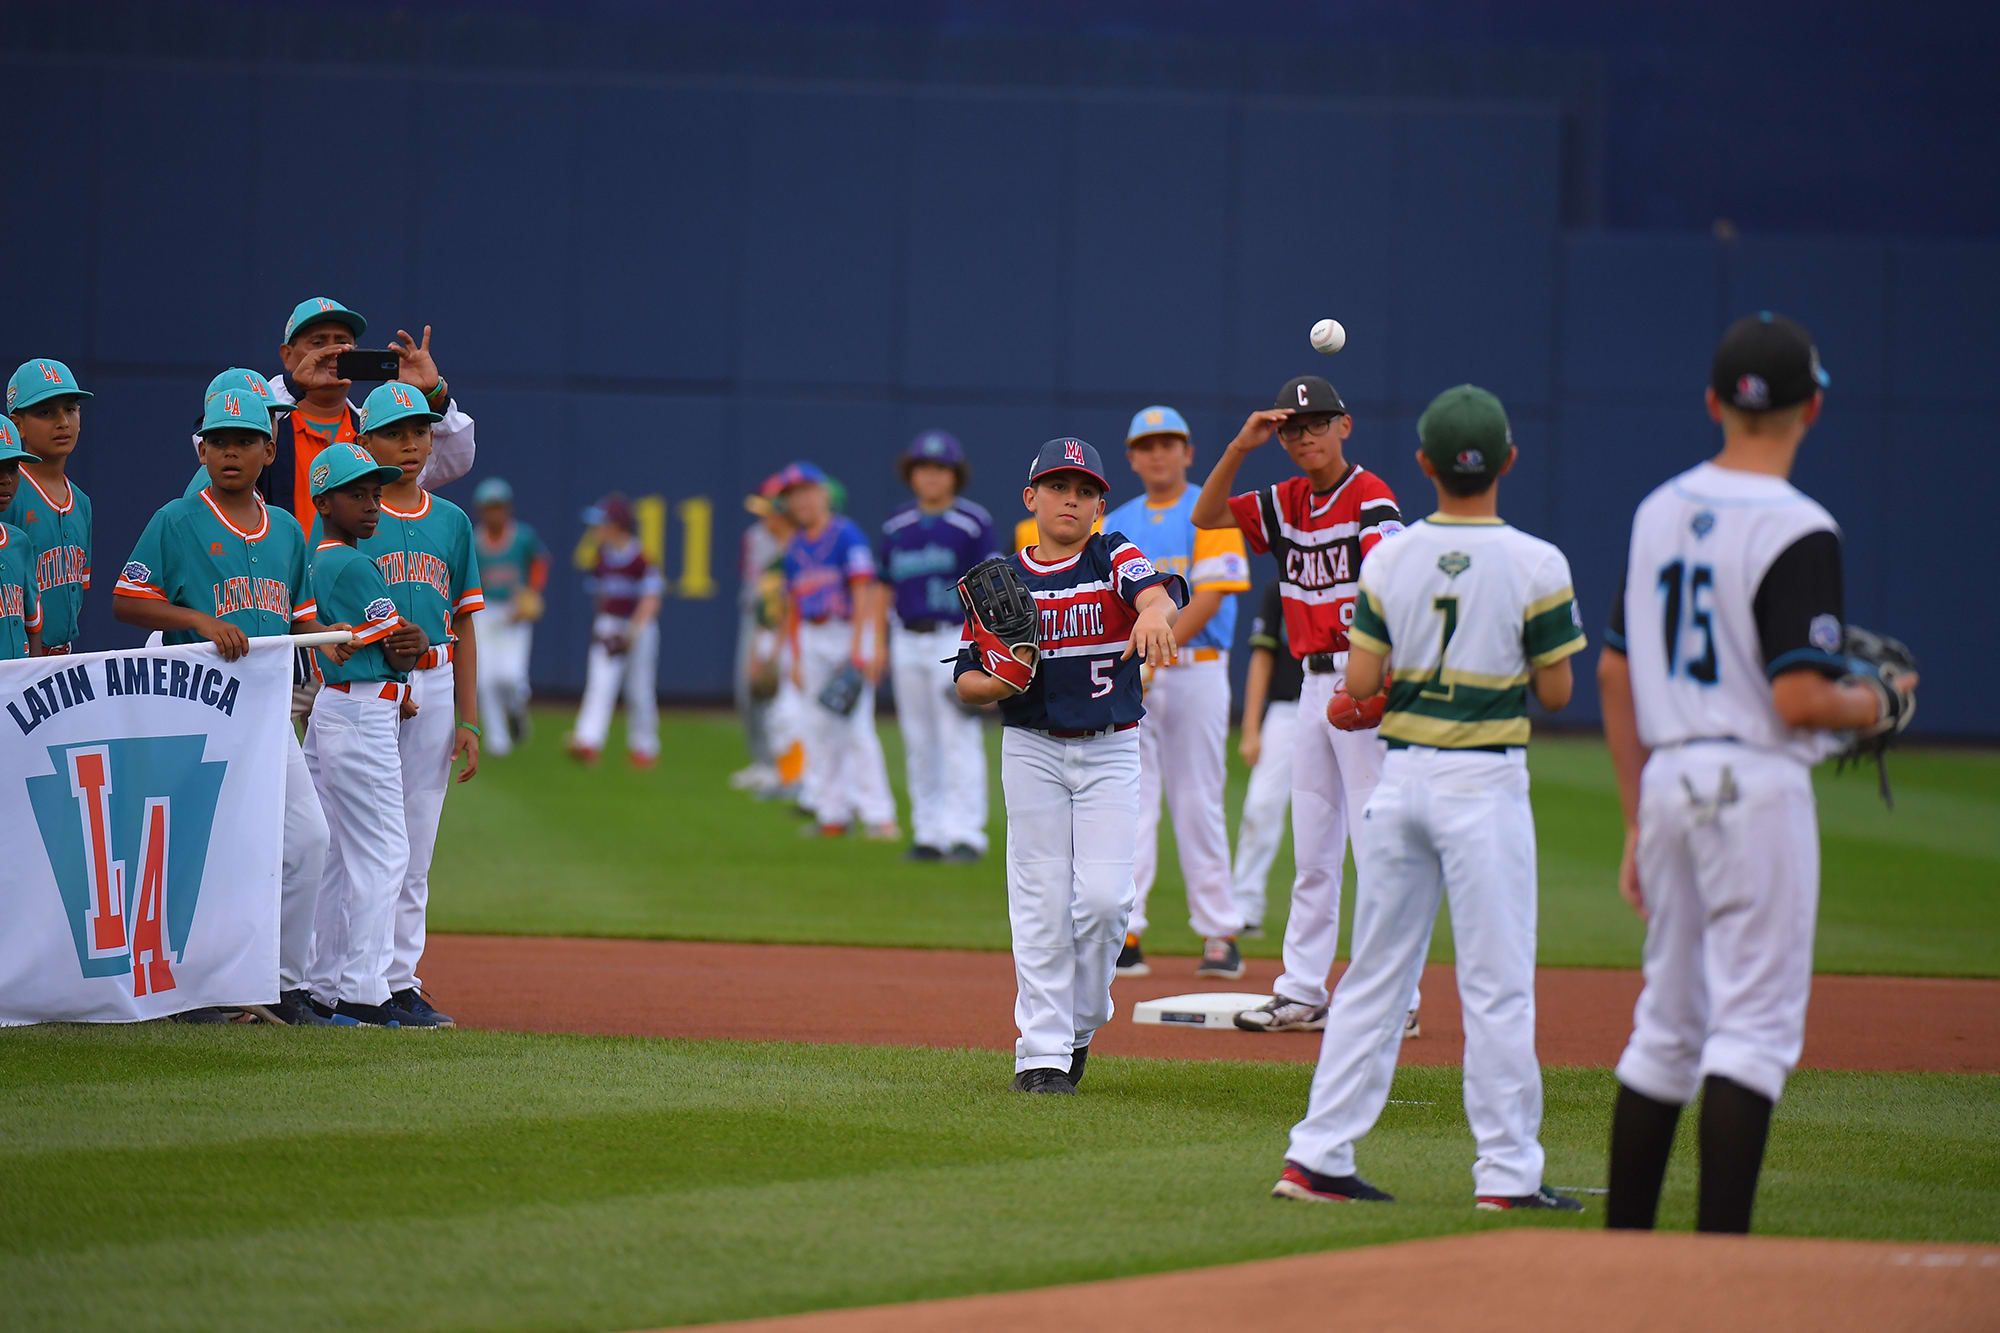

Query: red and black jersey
[[1228, 466, 1403, 657]]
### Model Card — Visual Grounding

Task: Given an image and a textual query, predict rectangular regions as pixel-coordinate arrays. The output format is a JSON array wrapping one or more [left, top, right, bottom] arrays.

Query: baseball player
[[1191, 376, 1420, 1036], [0, 421, 45, 659], [182, 369, 294, 498], [349, 382, 482, 1028], [1602, 314, 1918, 1234], [732, 474, 794, 794], [114, 383, 362, 1026], [954, 438, 1186, 1094], [1272, 384, 1587, 1210], [471, 478, 548, 758], [1231, 580, 1306, 935], [1105, 406, 1252, 978], [568, 494, 664, 766], [302, 442, 430, 1027], [780, 462, 898, 839], [4, 359, 92, 655], [880, 431, 998, 862]]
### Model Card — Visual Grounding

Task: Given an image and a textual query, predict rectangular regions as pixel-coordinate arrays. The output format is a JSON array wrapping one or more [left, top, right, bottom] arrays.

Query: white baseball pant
[[1276, 666, 1417, 1014], [891, 623, 988, 853], [388, 662, 456, 995], [795, 619, 895, 828], [1002, 725, 1140, 1073], [1129, 655, 1242, 941], [303, 684, 410, 1006], [279, 730, 329, 993], [477, 613, 532, 757], [1616, 744, 1819, 1106], [573, 616, 659, 758], [1231, 697, 1299, 929], [1289, 745, 1543, 1196]]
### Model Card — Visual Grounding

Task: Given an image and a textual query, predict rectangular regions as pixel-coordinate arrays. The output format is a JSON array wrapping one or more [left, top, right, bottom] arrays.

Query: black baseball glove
[[818, 663, 867, 717], [957, 556, 1041, 693], [1834, 625, 1918, 807]]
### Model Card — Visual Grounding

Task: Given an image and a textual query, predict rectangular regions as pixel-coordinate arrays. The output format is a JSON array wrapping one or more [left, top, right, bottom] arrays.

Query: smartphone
[[335, 349, 401, 382]]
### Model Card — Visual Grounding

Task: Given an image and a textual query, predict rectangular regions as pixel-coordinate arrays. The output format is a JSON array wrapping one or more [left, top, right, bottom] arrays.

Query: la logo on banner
[[24, 736, 227, 998]]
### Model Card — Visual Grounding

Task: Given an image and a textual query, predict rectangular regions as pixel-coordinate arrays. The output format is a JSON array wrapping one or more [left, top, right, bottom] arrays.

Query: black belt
[[902, 619, 953, 633], [1305, 653, 1344, 674], [1045, 721, 1139, 739]]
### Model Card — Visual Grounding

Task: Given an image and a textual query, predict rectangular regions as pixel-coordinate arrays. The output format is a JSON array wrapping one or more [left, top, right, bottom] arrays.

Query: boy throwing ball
[[955, 438, 1186, 1094]]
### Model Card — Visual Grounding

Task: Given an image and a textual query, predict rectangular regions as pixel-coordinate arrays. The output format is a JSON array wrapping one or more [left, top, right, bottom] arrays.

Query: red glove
[[1326, 690, 1386, 731], [969, 623, 1038, 693]]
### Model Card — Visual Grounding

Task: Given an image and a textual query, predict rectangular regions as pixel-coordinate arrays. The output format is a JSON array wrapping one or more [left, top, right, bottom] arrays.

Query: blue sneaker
[[332, 1000, 403, 1028], [385, 988, 453, 1028]]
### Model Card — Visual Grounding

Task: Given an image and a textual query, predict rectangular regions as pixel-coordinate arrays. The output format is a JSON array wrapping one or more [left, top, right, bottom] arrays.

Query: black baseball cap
[[1277, 375, 1347, 416], [1028, 437, 1109, 492], [1711, 312, 1830, 413]]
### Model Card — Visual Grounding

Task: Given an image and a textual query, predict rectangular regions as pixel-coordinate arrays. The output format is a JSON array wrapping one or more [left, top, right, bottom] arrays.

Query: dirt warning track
[[423, 934, 2000, 1073]]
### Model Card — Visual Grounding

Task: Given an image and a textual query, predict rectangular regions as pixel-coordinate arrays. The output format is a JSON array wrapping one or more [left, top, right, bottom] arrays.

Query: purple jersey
[[953, 531, 1186, 733], [784, 517, 875, 621], [877, 498, 997, 627]]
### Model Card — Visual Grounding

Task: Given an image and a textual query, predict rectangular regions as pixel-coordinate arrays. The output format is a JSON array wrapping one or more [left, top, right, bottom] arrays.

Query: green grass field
[[434, 709, 2000, 976], [5, 1026, 1996, 1333]]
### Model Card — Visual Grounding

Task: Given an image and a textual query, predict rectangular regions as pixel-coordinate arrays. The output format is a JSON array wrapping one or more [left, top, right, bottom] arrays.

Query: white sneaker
[[1233, 996, 1327, 1032]]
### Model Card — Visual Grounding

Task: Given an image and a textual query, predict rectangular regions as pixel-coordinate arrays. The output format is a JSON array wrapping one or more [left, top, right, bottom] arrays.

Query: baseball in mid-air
[[1310, 318, 1346, 354]]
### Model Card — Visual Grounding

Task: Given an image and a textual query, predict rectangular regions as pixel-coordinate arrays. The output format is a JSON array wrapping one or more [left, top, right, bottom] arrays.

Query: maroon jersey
[[591, 536, 664, 619], [1228, 466, 1402, 657]]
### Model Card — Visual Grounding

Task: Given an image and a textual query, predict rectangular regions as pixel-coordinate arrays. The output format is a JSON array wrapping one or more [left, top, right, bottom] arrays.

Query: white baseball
[[1310, 318, 1346, 354]]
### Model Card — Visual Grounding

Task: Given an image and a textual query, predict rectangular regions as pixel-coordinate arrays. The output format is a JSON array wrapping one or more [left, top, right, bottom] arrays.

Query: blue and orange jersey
[[0, 522, 43, 659], [783, 516, 875, 621], [0, 470, 90, 647], [954, 530, 1186, 733], [1103, 488, 1250, 652], [312, 490, 482, 650], [306, 539, 408, 686], [116, 489, 313, 645]]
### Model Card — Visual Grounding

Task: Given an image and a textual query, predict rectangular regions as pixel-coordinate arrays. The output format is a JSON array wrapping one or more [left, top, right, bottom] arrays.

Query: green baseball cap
[[310, 439, 403, 497], [357, 381, 443, 434], [7, 358, 93, 413], [284, 296, 366, 343], [1417, 384, 1513, 484], [0, 417, 41, 464], [199, 384, 276, 439]]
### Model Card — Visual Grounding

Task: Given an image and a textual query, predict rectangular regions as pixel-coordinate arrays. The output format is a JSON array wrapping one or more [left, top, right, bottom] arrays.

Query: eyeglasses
[[1276, 414, 1340, 441]]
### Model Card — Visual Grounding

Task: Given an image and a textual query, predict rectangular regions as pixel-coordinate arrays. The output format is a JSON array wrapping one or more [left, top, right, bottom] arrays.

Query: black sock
[[1606, 1081, 1683, 1230], [1696, 1074, 1774, 1234]]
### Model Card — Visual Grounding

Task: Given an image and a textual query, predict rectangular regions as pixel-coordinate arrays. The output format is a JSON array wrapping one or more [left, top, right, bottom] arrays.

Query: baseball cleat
[[802, 822, 848, 838], [1197, 937, 1246, 979], [629, 751, 658, 771], [904, 844, 945, 862], [1403, 1008, 1422, 1040], [387, 988, 454, 1029], [1476, 1185, 1585, 1213], [944, 843, 983, 864], [863, 822, 902, 842], [1066, 1045, 1089, 1087], [331, 1000, 403, 1028], [1233, 996, 1327, 1033], [1115, 933, 1150, 978], [1272, 1163, 1394, 1203], [255, 989, 335, 1026], [563, 736, 600, 765], [1009, 1067, 1079, 1095]]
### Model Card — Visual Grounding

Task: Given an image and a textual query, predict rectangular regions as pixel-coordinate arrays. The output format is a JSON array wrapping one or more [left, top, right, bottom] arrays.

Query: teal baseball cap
[[199, 385, 277, 439], [310, 439, 402, 497], [7, 359, 93, 414], [0, 417, 41, 464], [357, 381, 444, 434], [474, 477, 514, 507], [1126, 405, 1189, 445], [204, 367, 292, 417], [283, 296, 366, 343]]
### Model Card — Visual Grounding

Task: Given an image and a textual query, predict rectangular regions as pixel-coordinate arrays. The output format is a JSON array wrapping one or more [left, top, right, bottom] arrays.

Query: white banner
[[0, 641, 292, 1025]]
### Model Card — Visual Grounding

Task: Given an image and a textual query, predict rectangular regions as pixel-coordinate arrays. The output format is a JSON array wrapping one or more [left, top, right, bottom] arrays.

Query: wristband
[[425, 377, 449, 406], [457, 721, 481, 736]]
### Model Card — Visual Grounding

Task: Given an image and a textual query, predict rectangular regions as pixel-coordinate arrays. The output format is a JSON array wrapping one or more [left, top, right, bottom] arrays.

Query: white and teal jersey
[[116, 490, 312, 645], [0, 522, 43, 659], [1101, 488, 1250, 652], [1350, 514, 1584, 750], [313, 491, 482, 648], [0, 471, 90, 647], [308, 540, 408, 686], [474, 520, 547, 609]]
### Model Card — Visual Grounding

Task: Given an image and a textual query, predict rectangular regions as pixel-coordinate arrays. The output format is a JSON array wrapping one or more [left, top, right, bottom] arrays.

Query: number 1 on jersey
[[1419, 595, 1460, 700], [1657, 559, 1718, 684]]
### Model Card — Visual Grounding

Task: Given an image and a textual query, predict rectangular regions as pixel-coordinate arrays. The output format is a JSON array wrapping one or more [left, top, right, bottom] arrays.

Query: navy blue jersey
[[953, 531, 1185, 732], [878, 498, 997, 626]]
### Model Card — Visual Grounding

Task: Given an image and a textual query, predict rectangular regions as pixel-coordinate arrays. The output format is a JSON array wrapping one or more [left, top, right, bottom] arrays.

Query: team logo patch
[[1691, 511, 1716, 539], [365, 597, 397, 622], [1437, 552, 1471, 578], [1809, 613, 1843, 654], [347, 443, 373, 466], [121, 561, 151, 585], [311, 463, 330, 490], [1124, 556, 1156, 580], [1063, 440, 1085, 465], [1452, 449, 1485, 473], [1734, 374, 1769, 409], [1377, 520, 1405, 539], [4, 385, 14, 410]]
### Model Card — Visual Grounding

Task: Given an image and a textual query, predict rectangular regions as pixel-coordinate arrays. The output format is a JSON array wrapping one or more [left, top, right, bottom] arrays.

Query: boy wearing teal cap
[[302, 441, 433, 1027], [471, 477, 548, 757], [115, 383, 358, 1026], [4, 359, 93, 654], [0, 419, 45, 659], [182, 368, 294, 500]]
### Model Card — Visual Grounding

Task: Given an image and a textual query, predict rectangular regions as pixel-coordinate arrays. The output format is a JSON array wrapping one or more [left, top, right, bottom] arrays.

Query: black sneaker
[[944, 843, 983, 864], [267, 988, 334, 1026], [332, 1000, 403, 1028], [1196, 937, 1246, 979], [1272, 1162, 1395, 1203], [168, 1006, 234, 1024], [1476, 1185, 1585, 1213], [509, 710, 529, 745], [385, 988, 452, 1028], [1114, 934, 1150, 977], [1066, 1045, 1089, 1087], [1009, 1067, 1079, 1095], [903, 844, 944, 862]]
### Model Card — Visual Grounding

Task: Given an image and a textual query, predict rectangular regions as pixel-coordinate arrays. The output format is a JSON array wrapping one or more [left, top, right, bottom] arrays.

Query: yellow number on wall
[[636, 494, 668, 570], [675, 496, 716, 599]]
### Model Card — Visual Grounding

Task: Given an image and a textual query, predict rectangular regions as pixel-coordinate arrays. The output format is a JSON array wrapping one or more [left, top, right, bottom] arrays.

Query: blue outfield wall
[[3, 60, 1992, 736]]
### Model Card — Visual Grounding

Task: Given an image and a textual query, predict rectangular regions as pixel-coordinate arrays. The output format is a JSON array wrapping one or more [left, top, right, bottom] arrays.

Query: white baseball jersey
[[1349, 516, 1584, 751], [1606, 461, 1847, 765]]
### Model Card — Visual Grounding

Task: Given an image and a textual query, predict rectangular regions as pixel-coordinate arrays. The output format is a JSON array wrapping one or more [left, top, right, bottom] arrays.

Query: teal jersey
[[0, 522, 44, 659], [117, 490, 311, 646], [308, 540, 408, 686], [473, 520, 547, 608], [310, 491, 482, 648], [1102, 488, 1251, 652], [0, 471, 91, 647]]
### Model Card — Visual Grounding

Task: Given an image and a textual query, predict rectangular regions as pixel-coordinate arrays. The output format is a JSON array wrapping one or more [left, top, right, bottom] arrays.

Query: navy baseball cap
[[1711, 311, 1829, 413], [1028, 437, 1109, 493], [902, 430, 964, 468]]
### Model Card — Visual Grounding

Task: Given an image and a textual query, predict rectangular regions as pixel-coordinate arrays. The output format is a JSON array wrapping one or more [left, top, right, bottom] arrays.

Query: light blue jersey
[[1103, 488, 1250, 652]]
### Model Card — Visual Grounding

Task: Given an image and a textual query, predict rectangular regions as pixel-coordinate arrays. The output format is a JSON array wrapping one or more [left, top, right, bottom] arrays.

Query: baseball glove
[[818, 663, 866, 717], [1834, 625, 1918, 808], [958, 556, 1041, 694], [513, 586, 545, 624], [1326, 689, 1386, 731]]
